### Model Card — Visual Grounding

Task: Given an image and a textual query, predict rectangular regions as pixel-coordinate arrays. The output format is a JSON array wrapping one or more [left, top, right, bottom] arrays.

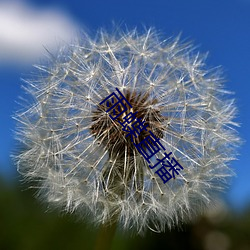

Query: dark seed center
[[90, 90, 165, 160]]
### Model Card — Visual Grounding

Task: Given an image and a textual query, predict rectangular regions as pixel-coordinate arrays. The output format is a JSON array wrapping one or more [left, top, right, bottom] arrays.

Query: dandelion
[[14, 27, 240, 235]]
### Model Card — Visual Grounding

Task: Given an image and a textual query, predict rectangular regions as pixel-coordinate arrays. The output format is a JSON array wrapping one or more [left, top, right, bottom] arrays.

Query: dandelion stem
[[94, 220, 118, 250]]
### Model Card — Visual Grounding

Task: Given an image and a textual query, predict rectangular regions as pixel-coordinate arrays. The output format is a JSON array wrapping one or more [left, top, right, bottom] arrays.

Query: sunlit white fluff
[[14, 28, 240, 233]]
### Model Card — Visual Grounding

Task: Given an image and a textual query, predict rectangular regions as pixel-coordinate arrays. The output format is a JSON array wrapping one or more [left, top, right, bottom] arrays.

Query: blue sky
[[0, 0, 249, 210]]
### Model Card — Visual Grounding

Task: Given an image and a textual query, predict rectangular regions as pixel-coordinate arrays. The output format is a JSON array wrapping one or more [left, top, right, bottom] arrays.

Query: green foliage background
[[1, 176, 250, 250]]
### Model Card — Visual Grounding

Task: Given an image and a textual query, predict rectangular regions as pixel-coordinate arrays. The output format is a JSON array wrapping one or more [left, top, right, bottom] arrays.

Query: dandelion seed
[[14, 27, 240, 234]]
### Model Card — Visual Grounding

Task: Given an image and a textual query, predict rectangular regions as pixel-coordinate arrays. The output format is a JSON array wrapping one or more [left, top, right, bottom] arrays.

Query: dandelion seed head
[[14, 27, 240, 233]]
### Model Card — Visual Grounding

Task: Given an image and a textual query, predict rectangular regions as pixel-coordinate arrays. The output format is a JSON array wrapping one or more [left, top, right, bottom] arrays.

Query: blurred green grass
[[1, 176, 250, 250]]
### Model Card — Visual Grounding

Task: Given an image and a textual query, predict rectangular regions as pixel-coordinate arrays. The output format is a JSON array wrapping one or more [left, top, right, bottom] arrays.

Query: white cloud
[[0, 1, 78, 65]]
